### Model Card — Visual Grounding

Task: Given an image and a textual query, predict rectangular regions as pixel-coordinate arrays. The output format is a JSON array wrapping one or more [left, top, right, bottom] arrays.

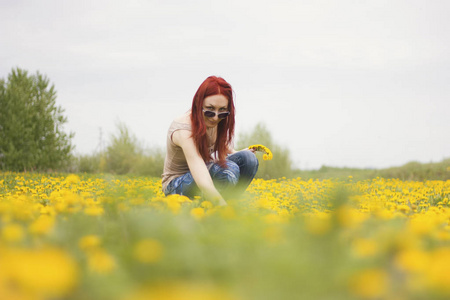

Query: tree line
[[6, 67, 446, 181]]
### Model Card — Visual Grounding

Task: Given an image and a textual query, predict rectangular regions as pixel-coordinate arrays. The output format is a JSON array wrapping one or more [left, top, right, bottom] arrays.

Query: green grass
[[293, 158, 450, 181]]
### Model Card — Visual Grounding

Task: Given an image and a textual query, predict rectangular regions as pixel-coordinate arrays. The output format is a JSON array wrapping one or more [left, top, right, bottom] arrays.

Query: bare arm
[[228, 145, 255, 154], [172, 129, 227, 206]]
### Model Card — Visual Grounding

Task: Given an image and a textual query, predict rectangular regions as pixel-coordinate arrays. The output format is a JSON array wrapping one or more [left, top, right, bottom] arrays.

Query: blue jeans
[[164, 150, 259, 199]]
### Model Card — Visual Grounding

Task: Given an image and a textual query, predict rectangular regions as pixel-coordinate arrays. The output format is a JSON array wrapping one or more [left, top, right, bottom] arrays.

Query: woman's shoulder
[[169, 112, 192, 132]]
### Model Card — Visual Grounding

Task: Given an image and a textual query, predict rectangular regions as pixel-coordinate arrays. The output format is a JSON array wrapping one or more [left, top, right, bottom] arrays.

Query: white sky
[[1, 0, 449, 169]]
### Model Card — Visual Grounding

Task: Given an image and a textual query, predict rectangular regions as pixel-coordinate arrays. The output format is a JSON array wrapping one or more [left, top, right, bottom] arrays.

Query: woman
[[162, 76, 259, 205]]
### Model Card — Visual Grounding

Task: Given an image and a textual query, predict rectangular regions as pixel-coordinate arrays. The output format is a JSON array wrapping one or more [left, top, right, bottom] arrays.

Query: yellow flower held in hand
[[248, 144, 273, 160]]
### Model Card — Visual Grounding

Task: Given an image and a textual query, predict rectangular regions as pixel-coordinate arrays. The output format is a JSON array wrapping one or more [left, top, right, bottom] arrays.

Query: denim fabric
[[164, 150, 259, 199]]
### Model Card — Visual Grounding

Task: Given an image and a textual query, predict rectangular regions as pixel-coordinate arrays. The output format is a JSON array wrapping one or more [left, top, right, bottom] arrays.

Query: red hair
[[190, 76, 235, 165]]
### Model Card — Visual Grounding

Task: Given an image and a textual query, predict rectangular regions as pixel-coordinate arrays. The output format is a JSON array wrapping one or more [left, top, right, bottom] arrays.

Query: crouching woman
[[161, 76, 259, 205]]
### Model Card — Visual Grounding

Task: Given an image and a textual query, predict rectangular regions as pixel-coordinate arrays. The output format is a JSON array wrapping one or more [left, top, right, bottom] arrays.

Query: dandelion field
[[1, 172, 449, 300]]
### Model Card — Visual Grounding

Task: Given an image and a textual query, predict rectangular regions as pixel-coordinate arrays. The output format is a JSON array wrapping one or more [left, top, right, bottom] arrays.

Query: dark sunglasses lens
[[204, 111, 215, 118], [218, 112, 230, 119]]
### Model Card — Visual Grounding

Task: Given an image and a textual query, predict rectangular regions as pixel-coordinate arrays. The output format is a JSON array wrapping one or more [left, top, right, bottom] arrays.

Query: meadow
[[0, 172, 449, 300]]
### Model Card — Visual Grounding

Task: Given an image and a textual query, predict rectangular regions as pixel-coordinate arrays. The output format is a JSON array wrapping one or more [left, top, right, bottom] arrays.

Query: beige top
[[161, 118, 216, 192]]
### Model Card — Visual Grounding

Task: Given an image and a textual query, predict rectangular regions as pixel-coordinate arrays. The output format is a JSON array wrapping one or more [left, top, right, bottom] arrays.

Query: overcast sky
[[1, 0, 449, 170]]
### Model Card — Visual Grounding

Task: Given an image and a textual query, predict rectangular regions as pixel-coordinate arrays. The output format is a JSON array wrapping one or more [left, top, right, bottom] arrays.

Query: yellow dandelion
[[133, 239, 163, 264], [351, 238, 379, 258], [64, 174, 80, 185], [336, 205, 367, 229], [304, 212, 331, 235], [263, 213, 287, 224], [122, 281, 238, 300], [248, 144, 273, 160], [395, 248, 430, 273], [164, 194, 191, 213], [130, 197, 145, 205], [397, 204, 411, 214], [190, 207, 205, 220], [79, 235, 101, 251], [3, 247, 79, 298], [201, 200, 213, 209], [219, 205, 237, 219], [426, 247, 450, 293], [87, 248, 116, 274], [1, 223, 24, 243], [117, 202, 130, 212], [408, 214, 438, 236], [29, 215, 55, 235], [84, 205, 104, 216], [349, 268, 389, 299]]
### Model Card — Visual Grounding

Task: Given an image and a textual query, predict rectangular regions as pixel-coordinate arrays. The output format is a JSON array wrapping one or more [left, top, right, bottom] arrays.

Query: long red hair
[[190, 76, 235, 165]]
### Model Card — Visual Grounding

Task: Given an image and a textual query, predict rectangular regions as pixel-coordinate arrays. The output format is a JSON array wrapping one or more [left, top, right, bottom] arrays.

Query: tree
[[105, 122, 142, 175], [0, 68, 74, 171], [72, 122, 165, 177], [236, 122, 294, 179]]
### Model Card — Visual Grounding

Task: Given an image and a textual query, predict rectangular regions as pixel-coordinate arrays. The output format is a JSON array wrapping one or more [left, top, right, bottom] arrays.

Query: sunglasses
[[202, 109, 230, 119]]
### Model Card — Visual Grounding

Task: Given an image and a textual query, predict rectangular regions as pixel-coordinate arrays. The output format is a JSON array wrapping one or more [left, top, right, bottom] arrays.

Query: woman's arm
[[228, 145, 256, 154], [228, 147, 237, 154], [172, 129, 227, 206]]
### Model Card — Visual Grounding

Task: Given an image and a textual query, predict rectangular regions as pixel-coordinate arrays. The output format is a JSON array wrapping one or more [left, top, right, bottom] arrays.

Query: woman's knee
[[222, 161, 240, 185], [210, 161, 240, 187], [237, 150, 259, 171], [222, 169, 239, 186], [247, 151, 259, 168]]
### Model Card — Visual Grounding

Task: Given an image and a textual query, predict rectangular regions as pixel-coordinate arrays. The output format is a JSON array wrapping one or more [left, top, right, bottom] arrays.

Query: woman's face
[[202, 94, 229, 128]]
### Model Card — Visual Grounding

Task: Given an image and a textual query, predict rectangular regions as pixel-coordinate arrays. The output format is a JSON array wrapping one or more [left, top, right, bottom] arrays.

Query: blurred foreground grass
[[1, 172, 449, 300]]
